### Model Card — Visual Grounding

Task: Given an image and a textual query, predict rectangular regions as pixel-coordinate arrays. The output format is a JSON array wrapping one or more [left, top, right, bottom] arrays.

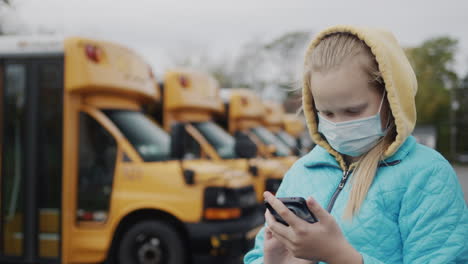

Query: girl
[[244, 25, 468, 264]]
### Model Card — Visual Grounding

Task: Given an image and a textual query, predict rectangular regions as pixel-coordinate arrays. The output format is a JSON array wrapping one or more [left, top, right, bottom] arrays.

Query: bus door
[[0, 57, 64, 263]]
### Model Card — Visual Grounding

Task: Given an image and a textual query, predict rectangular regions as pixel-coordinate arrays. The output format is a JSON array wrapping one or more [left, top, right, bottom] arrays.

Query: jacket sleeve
[[362, 161, 468, 264], [243, 226, 267, 264], [243, 166, 295, 264]]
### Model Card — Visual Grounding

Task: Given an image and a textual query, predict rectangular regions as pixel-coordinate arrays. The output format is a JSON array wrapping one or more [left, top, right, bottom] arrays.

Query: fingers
[[264, 191, 302, 228], [264, 215, 290, 249], [264, 199, 293, 243], [268, 222, 292, 244], [306, 196, 329, 221], [265, 208, 288, 234], [265, 226, 273, 240], [264, 209, 278, 228]]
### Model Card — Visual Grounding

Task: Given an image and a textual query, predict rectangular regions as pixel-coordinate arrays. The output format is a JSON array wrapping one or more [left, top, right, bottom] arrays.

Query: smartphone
[[264, 197, 318, 226]]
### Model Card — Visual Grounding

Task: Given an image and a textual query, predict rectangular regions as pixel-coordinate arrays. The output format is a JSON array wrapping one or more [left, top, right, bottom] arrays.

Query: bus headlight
[[204, 187, 229, 207], [203, 186, 257, 220]]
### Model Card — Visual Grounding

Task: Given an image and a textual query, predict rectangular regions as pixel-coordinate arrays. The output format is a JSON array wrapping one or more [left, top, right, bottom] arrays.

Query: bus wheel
[[118, 220, 187, 264]]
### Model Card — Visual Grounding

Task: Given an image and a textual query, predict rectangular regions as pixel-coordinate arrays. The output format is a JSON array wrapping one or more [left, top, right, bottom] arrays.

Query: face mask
[[317, 92, 387, 157]]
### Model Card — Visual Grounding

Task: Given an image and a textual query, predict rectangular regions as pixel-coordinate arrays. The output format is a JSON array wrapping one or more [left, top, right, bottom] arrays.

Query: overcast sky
[[3, 0, 468, 76]]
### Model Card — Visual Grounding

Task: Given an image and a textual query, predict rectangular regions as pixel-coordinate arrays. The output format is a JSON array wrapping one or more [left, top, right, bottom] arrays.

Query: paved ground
[[453, 164, 468, 203]]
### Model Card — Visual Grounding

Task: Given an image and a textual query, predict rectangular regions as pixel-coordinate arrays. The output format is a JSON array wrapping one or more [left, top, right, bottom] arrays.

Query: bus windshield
[[276, 130, 297, 149], [192, 121, 236, 159], [251, 126, 291, 157], [104, 110, 171, 162]]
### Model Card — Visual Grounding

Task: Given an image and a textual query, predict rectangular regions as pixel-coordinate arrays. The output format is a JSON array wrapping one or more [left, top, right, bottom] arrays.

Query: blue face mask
[[317, 92, 387, 157]]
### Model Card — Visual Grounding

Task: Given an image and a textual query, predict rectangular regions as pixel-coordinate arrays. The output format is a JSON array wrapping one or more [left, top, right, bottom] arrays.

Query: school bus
[[284, 114, 305, 141], [146, 69, 287, 202], [0, 36, 262, 264], [262, 101, 299, 155], [283, 113, 314, 156], [218, 89, 298, 170]]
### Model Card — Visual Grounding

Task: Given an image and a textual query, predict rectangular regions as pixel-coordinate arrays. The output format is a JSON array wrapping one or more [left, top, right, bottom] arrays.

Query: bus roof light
[[241, 97, 249, 106], [179, 76, 189, 88], [85, 44, 102, 63]]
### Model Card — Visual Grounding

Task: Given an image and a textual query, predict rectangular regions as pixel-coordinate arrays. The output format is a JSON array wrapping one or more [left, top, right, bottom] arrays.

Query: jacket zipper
[[325, 160, 401, 213], [326, 169, 352, 213]]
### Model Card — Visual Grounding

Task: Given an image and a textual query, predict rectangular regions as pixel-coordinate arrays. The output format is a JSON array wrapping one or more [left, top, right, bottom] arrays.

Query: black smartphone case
[[264, 197, 318, 226]]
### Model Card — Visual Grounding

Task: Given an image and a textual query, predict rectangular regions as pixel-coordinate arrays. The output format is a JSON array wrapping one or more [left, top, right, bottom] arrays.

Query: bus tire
[[117, 220, 187, 264]]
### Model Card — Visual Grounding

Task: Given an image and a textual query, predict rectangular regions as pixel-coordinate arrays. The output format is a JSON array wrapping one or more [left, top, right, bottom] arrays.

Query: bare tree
[[0, 0, 33, 35], [231, 31, 312, 102], [166, 31, 313, 102], [0, 0, 13, 35]]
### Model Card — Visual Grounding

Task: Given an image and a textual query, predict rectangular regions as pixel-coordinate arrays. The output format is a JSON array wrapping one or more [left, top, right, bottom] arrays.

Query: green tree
[[406, 37, 458, 124], [454, 73, 468, 157], [406, 36, 459, 157]]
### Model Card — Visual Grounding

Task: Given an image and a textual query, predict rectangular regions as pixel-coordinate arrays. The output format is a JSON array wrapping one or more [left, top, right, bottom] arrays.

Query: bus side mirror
[[170, 123, 186, 159], [234, 132, 258, 159]]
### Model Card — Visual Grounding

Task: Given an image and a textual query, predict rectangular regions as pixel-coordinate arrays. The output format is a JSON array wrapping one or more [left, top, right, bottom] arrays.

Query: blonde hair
[[304, 33, 397, 218]]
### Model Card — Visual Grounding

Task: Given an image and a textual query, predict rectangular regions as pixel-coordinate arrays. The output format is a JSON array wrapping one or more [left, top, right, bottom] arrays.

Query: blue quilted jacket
[[244, 136, 468, 263]]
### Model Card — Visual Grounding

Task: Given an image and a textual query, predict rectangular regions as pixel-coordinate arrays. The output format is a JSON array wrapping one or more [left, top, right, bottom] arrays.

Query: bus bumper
[[186, 207, 264, 262]]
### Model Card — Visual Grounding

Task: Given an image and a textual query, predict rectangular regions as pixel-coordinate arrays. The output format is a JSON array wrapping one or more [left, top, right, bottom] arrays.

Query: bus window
[[182, 128, 202, 160], [251, 126, 291, 157], [2, 63, 26, 256], [77, 113, 117, 223], [36, 61, 63, 258], [192, 122, 236, 159], [104, 110, 171, 162]]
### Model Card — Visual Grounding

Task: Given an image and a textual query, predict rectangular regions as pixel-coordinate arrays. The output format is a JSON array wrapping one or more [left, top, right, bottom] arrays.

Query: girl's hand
[[264, 211, 317, 264], [263, 192, 362, 264]]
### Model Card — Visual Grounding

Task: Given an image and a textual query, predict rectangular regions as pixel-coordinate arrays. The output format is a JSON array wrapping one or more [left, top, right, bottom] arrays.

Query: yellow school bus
[[219, 89, 298, 170], [284, 114, 305, 139], [263, 101, 299, 155], [0, 36, 262, 264], [146, 69, 287, 202], [284, 113, 314, 156]]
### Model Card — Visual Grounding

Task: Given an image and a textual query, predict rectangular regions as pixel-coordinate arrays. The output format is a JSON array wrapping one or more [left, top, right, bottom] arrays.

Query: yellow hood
[[302, 25, 417, 168]]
